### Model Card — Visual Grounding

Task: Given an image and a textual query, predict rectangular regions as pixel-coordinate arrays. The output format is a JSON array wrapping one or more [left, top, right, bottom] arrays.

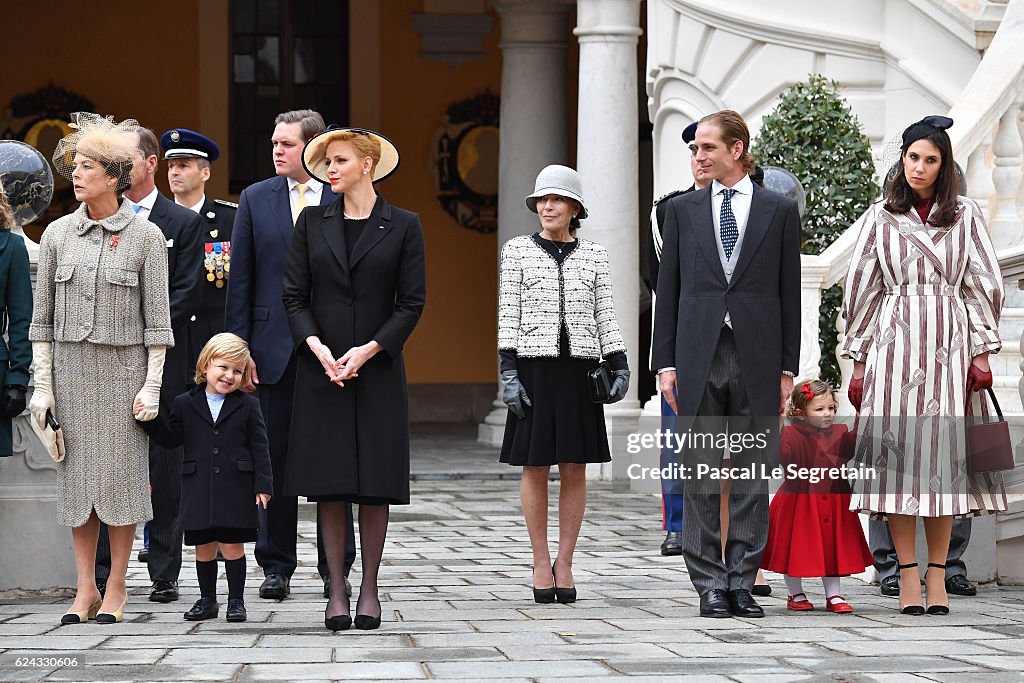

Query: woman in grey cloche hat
[[497, 164, 630, 604]]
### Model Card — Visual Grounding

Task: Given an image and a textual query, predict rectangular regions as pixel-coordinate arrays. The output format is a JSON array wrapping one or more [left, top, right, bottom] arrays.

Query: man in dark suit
[[226, 109, 354, 600], [95, 127, 204, 603], [652, 110, 801, 618], [160, 128, 238, 374]]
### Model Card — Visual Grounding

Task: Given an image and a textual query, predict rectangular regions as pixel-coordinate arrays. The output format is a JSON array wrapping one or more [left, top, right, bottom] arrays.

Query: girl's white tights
[[785, 574, 844, 604]]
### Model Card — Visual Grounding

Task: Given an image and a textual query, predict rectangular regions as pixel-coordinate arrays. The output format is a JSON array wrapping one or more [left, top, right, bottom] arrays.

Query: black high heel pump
[[533, 566, 556, 603], [897, 562, 925, 615], [553, 562, 576, 604]]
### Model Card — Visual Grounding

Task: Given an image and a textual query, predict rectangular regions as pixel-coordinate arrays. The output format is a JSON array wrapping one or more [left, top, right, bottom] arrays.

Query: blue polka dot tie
[[719, 188, 738, 259]]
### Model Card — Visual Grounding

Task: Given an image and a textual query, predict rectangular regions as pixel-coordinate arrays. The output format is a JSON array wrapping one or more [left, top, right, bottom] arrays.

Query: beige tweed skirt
[[53, 341, 153, 527]]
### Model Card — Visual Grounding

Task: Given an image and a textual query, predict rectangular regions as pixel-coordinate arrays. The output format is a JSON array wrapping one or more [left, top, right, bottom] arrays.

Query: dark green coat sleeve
[[5, 233, 33, 386]]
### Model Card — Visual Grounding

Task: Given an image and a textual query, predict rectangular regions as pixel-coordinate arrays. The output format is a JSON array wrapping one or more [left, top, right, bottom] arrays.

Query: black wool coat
[[281, 194, 426, 504], [139, 386, 273, 530]]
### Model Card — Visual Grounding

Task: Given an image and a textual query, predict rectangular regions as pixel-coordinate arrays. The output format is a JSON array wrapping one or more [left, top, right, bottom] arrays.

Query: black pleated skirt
[[500, 356, 611, 466]]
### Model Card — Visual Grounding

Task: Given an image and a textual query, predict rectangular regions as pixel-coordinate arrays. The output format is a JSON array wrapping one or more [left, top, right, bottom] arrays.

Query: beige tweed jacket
[[29, 200, 174, 347]]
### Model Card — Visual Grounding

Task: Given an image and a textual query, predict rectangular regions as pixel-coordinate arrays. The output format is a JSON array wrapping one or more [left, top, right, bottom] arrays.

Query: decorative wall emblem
[[432, 91, 499, 234], [1, 82, 95, 242]]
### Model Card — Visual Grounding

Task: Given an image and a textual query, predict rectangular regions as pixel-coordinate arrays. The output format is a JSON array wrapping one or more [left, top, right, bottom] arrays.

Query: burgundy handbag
[[966, 388, 1015, 474]]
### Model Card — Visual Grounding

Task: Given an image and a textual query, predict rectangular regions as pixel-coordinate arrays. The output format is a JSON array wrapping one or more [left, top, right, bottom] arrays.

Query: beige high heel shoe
[[60, 598, 102, 625], [95, 596, 127, 624]]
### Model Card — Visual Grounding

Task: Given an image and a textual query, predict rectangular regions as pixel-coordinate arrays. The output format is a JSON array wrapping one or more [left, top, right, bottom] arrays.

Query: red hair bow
[[800, 383, 815, 400]]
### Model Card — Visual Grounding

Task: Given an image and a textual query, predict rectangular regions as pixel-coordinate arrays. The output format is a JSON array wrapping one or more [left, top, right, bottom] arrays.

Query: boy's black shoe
[[880, 575, 900, 597], [184, 597, 219, 621], [226, 598, 247, 622]]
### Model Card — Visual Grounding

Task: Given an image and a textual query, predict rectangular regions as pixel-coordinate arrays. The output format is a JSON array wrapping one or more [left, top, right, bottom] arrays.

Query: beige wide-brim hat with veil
[[302, 126, 401, 185], [525, 164, 588, 219], [51, 112, 140, 189]]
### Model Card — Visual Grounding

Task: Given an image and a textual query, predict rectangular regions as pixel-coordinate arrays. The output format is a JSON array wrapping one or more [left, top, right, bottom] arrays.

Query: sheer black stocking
[[356, 504, 389, 619], [320, 501, 351, 619]]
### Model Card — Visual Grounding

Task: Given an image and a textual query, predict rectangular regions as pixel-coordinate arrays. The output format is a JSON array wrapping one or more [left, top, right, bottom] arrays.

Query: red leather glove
[[848, 376, 864, 412], [966, 364, 992, 393]]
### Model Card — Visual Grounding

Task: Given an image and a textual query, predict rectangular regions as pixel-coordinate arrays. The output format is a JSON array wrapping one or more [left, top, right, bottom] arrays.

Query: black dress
[[499, 235, 621, 467]]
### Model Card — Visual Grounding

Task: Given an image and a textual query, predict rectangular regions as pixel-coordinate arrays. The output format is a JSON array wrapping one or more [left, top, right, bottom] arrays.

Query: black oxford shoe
[[946, 574, 977, 596], [259, 573, 290, 600], [660, 532, 683, 556], [183, 597, 219, 621], [225, 598, 247, 622], [726, 589, 764, 618], [699, 589, 732, 618], [880, 575, 900, 597], [149, 580, 179, 603]]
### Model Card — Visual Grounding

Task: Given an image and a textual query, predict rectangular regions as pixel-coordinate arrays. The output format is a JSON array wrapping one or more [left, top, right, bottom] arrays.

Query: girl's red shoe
[[826, 595, 854, 613], [786, 593, 814, 611]]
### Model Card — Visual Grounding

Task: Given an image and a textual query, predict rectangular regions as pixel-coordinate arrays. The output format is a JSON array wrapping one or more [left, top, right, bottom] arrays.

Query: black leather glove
[[500, 370, 532, 419], [607, 369, 630, 404], [1, 385, 28, 419]]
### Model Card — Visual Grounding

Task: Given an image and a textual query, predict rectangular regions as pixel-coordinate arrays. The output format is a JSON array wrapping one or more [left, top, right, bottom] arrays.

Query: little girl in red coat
[[761, 380, 873, 613]]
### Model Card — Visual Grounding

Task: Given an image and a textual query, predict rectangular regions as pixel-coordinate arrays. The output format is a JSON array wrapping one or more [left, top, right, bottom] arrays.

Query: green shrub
[[752, 74, 879, 386]]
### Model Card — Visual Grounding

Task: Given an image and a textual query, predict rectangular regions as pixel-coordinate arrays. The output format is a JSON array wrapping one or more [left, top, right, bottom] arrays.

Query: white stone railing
[[799, 0, 1024, 413]]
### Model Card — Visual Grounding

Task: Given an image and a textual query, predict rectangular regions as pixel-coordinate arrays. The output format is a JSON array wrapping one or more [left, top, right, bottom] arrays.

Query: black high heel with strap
[[925, 562, 950, 615], [897, 562, 925, 615]]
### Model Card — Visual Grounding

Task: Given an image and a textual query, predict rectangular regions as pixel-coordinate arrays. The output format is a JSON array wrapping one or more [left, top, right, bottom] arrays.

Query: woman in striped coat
[[841, 116, 1006, 616]]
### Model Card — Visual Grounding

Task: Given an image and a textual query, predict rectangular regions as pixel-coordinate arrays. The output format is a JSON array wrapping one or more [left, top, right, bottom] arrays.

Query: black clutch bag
[[587, 363, 612, 403]]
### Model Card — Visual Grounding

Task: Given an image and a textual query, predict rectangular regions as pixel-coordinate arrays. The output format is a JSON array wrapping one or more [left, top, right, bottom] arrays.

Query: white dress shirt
[[287, 177, 323, 219], [128, 187, 159, 221], [175, 194, 206, 214]]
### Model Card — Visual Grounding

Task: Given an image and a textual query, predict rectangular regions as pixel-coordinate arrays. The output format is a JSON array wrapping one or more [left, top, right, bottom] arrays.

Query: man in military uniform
[[160, 128, 236, 374]]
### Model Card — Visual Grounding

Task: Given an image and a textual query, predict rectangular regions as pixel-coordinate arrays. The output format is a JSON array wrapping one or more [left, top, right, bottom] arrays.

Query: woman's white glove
[[28, 341, 55, 431], [134, 345, 167, 422]]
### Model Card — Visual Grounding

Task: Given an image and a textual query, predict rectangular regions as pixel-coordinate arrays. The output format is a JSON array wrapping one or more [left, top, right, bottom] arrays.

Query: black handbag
[[587, 363, 613, 403], [966, 388, 1015, 474]]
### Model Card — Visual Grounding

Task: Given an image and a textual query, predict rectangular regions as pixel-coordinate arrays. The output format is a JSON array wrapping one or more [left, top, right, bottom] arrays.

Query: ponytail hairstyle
[[699, 110, 755, 175]]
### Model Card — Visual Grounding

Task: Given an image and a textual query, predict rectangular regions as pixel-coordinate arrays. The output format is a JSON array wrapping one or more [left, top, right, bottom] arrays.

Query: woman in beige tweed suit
[[28, 114, 173, 625]]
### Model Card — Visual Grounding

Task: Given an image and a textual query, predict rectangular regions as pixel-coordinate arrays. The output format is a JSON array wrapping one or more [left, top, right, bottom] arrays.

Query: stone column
[[478, 0, 575, 446], [575, 0, 643, 480]]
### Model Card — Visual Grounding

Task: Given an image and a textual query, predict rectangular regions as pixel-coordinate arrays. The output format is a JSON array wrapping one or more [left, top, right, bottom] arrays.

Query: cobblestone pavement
[[2, 425, 1023, 682]]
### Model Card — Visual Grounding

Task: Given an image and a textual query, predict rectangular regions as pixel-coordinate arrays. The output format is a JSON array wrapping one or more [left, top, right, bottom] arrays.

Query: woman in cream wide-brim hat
[[283, 125, 425, 631]]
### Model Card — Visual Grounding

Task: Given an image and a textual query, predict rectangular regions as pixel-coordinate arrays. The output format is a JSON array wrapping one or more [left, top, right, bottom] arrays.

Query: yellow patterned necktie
[[292, 183, 308, 224]]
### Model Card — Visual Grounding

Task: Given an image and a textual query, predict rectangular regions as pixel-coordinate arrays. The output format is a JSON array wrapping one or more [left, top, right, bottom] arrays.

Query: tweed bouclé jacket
[[498, 234, 625, 359]]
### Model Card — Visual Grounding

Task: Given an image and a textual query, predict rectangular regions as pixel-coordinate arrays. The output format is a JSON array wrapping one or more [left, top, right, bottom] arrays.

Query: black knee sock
[[196, 560, 218, 599], [225, 557, 246, 600]]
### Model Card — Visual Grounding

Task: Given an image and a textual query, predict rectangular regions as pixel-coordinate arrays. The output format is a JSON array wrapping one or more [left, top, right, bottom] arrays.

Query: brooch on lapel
[[109, 235, 120, 251]]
